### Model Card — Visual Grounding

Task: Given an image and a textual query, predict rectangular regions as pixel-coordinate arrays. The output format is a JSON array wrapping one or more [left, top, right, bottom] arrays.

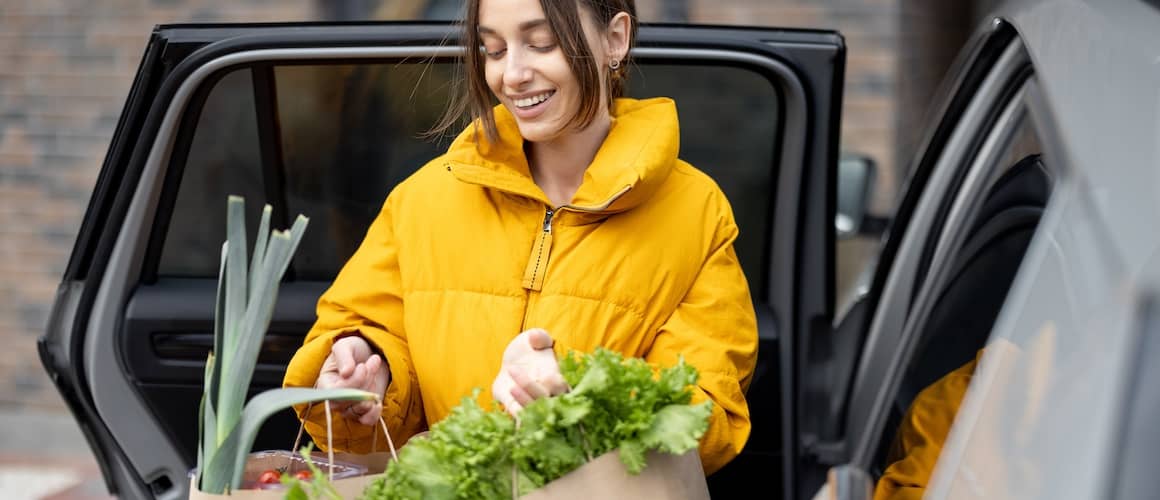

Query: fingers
[[346, 400, 372, 419], [348, 400, 383, 426], [358, 401, 383, 426], [495, 329, 564, 416], [525, 329, 555, 351], [503, 393, 525, 416], [336, 362, 367, 390], [542, 372, 570, 396], [362, 354, 390, 394], [510, 388, 533, 413], [492, 371, 526, 416], [318, 341, 387, 426], [507, 365, 551, 399], [364, 354, 382, 377], [331, 340, 359, 378]]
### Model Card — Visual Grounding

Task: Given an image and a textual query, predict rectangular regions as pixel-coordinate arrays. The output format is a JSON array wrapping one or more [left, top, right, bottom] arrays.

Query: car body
[[38, 0, 1160, 499]]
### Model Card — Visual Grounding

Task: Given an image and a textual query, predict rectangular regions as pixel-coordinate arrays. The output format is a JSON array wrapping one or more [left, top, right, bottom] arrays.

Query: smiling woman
[[444, 0, 637, 206], [283, 0, 761, 477]]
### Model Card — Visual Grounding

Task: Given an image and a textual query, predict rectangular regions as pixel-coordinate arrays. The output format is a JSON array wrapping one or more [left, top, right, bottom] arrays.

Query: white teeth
[[514, 92, 553, 108]]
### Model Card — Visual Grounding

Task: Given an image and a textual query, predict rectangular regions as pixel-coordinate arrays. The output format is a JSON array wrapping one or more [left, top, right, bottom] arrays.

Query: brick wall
[[641, 0, 904, 301], [896, 0, 972, 194], [0, 0, 315, 411], [669, 0, 902, 209]]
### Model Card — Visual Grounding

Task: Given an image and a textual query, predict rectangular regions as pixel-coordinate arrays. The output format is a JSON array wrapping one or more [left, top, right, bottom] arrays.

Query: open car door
[[38, 22, 844, 499]]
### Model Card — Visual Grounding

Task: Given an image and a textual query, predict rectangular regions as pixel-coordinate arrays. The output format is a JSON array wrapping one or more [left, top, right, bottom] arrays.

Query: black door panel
[[124, 279, 329, 466], [123, 279, 326, 383], [137, 384, 307, 466]]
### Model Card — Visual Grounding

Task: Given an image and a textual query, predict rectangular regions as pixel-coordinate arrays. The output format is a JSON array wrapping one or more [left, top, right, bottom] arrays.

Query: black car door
[[38, 22, 843, 499]]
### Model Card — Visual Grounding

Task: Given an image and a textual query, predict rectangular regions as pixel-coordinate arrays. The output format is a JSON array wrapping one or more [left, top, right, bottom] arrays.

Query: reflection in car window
[[423, 0, 463, 19], [873, 101, 1050, 500], [156, 60, 781, 298]]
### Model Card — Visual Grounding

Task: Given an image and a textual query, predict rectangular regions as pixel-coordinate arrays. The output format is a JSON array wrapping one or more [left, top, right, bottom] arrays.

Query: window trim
[[137, 69, 231, 284], [920, 83, 1035, 300]]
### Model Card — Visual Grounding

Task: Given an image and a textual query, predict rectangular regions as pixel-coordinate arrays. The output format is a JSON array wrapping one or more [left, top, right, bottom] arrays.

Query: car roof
[[995, 0, 1160, 274]]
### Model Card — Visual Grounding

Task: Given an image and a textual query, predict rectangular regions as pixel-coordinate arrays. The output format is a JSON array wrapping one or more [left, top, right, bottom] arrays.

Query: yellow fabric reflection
[[874, 323, 1057, 500], [872, 351, 981, 500]]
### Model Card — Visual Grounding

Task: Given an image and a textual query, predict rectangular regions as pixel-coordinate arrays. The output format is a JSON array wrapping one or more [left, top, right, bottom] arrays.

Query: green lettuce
[[356, 348, 711, 500]]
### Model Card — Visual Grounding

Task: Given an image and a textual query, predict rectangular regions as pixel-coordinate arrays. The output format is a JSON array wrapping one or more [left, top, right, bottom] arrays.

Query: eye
[[481, 45, 507, 59], [527, 34, 557, 53]]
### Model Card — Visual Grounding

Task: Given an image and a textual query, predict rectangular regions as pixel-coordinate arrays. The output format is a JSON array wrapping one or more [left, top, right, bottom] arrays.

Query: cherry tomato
[[257, 469, 281, 484], [294, 470, 313, 481]]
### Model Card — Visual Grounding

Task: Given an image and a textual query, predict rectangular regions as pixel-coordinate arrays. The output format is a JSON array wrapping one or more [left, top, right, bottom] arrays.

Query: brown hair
[[429, 0, 638, 143]]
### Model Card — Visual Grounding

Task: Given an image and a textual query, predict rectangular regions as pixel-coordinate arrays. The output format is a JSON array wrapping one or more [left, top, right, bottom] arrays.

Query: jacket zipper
[[521, 208, 555, 292], [515, 186, 630, 330]]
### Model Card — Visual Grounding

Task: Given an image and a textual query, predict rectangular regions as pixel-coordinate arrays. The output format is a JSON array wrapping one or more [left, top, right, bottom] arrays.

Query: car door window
[[274, 62, 455, 279], [834, 32, 1033, 475], [158, 69, 267, 276], [151, 60, 781, 296], [871, 75, 1058, 492]]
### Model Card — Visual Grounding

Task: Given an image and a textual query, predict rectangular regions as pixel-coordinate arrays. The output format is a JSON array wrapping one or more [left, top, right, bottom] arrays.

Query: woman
[[283, 0, 758, 475]]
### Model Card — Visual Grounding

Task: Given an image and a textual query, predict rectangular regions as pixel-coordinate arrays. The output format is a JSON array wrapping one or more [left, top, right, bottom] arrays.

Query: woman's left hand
[[492, 328, 570, 415]]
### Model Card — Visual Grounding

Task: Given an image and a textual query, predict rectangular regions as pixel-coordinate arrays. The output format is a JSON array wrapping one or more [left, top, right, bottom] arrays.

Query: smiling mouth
[[513, 91, 555, 109]]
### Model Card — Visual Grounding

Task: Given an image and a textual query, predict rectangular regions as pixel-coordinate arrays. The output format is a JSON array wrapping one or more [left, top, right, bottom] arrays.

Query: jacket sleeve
[[642, 203, 759, 475], [873, 352, 980, 500], [282, 192, 425, 453]]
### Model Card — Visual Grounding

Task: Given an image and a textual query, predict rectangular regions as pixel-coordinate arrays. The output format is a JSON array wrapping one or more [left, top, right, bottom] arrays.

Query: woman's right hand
[[317, 334, 390, 426], [492, 329, 569, 415]]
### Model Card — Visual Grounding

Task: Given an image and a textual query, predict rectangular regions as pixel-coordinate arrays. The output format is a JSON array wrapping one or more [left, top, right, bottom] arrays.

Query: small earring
[[609, 59, 621, 70]]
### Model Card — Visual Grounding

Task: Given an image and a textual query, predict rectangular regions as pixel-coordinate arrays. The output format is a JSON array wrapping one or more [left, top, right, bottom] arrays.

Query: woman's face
[[477, 0, 607, 144]]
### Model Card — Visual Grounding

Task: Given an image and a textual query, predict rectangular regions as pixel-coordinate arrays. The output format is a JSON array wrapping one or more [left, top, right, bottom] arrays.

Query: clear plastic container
[[238, 450, 368, 490]]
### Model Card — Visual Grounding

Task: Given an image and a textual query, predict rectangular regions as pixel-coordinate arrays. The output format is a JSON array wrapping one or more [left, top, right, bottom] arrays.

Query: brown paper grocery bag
[[520, 450, 710, 500]]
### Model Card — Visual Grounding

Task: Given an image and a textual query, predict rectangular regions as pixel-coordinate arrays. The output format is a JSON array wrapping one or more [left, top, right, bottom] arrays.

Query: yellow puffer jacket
[[283, 97, 759, 474]]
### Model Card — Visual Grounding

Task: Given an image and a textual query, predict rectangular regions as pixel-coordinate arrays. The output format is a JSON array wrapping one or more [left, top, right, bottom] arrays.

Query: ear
[[604, 11, 632, 63]]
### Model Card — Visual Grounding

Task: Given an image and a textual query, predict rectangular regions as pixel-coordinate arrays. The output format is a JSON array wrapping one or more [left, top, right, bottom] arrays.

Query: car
[[37, 1, 1160, 499]]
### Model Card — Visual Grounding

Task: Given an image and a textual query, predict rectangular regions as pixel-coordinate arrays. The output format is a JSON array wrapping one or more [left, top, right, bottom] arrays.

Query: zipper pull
[[542, 209, 555, 233], [523, 208, 556, 291]]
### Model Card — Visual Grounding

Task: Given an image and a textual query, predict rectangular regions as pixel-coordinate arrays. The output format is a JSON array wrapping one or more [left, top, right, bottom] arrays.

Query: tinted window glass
[[157, 59, 780, 297], [160, 69, 265, 276], [276, 63, 454, 278], [629, 64, 779, 294]]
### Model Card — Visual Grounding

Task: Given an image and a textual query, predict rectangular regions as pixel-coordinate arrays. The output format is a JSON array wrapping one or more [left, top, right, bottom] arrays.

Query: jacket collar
[[444, 97, 680, 213]]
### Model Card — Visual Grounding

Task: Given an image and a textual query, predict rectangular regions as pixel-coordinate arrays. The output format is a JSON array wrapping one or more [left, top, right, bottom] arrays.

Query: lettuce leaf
[[363, 393, 516, 500], [359, 348, 711, 499]]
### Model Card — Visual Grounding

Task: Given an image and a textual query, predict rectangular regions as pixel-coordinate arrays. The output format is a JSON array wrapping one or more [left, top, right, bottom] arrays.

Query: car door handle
[[151, 332, 302, 366]]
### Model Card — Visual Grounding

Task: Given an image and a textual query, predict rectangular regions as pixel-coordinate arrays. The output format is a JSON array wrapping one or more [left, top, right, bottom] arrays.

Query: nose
[[502, 49, 533, 89]]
